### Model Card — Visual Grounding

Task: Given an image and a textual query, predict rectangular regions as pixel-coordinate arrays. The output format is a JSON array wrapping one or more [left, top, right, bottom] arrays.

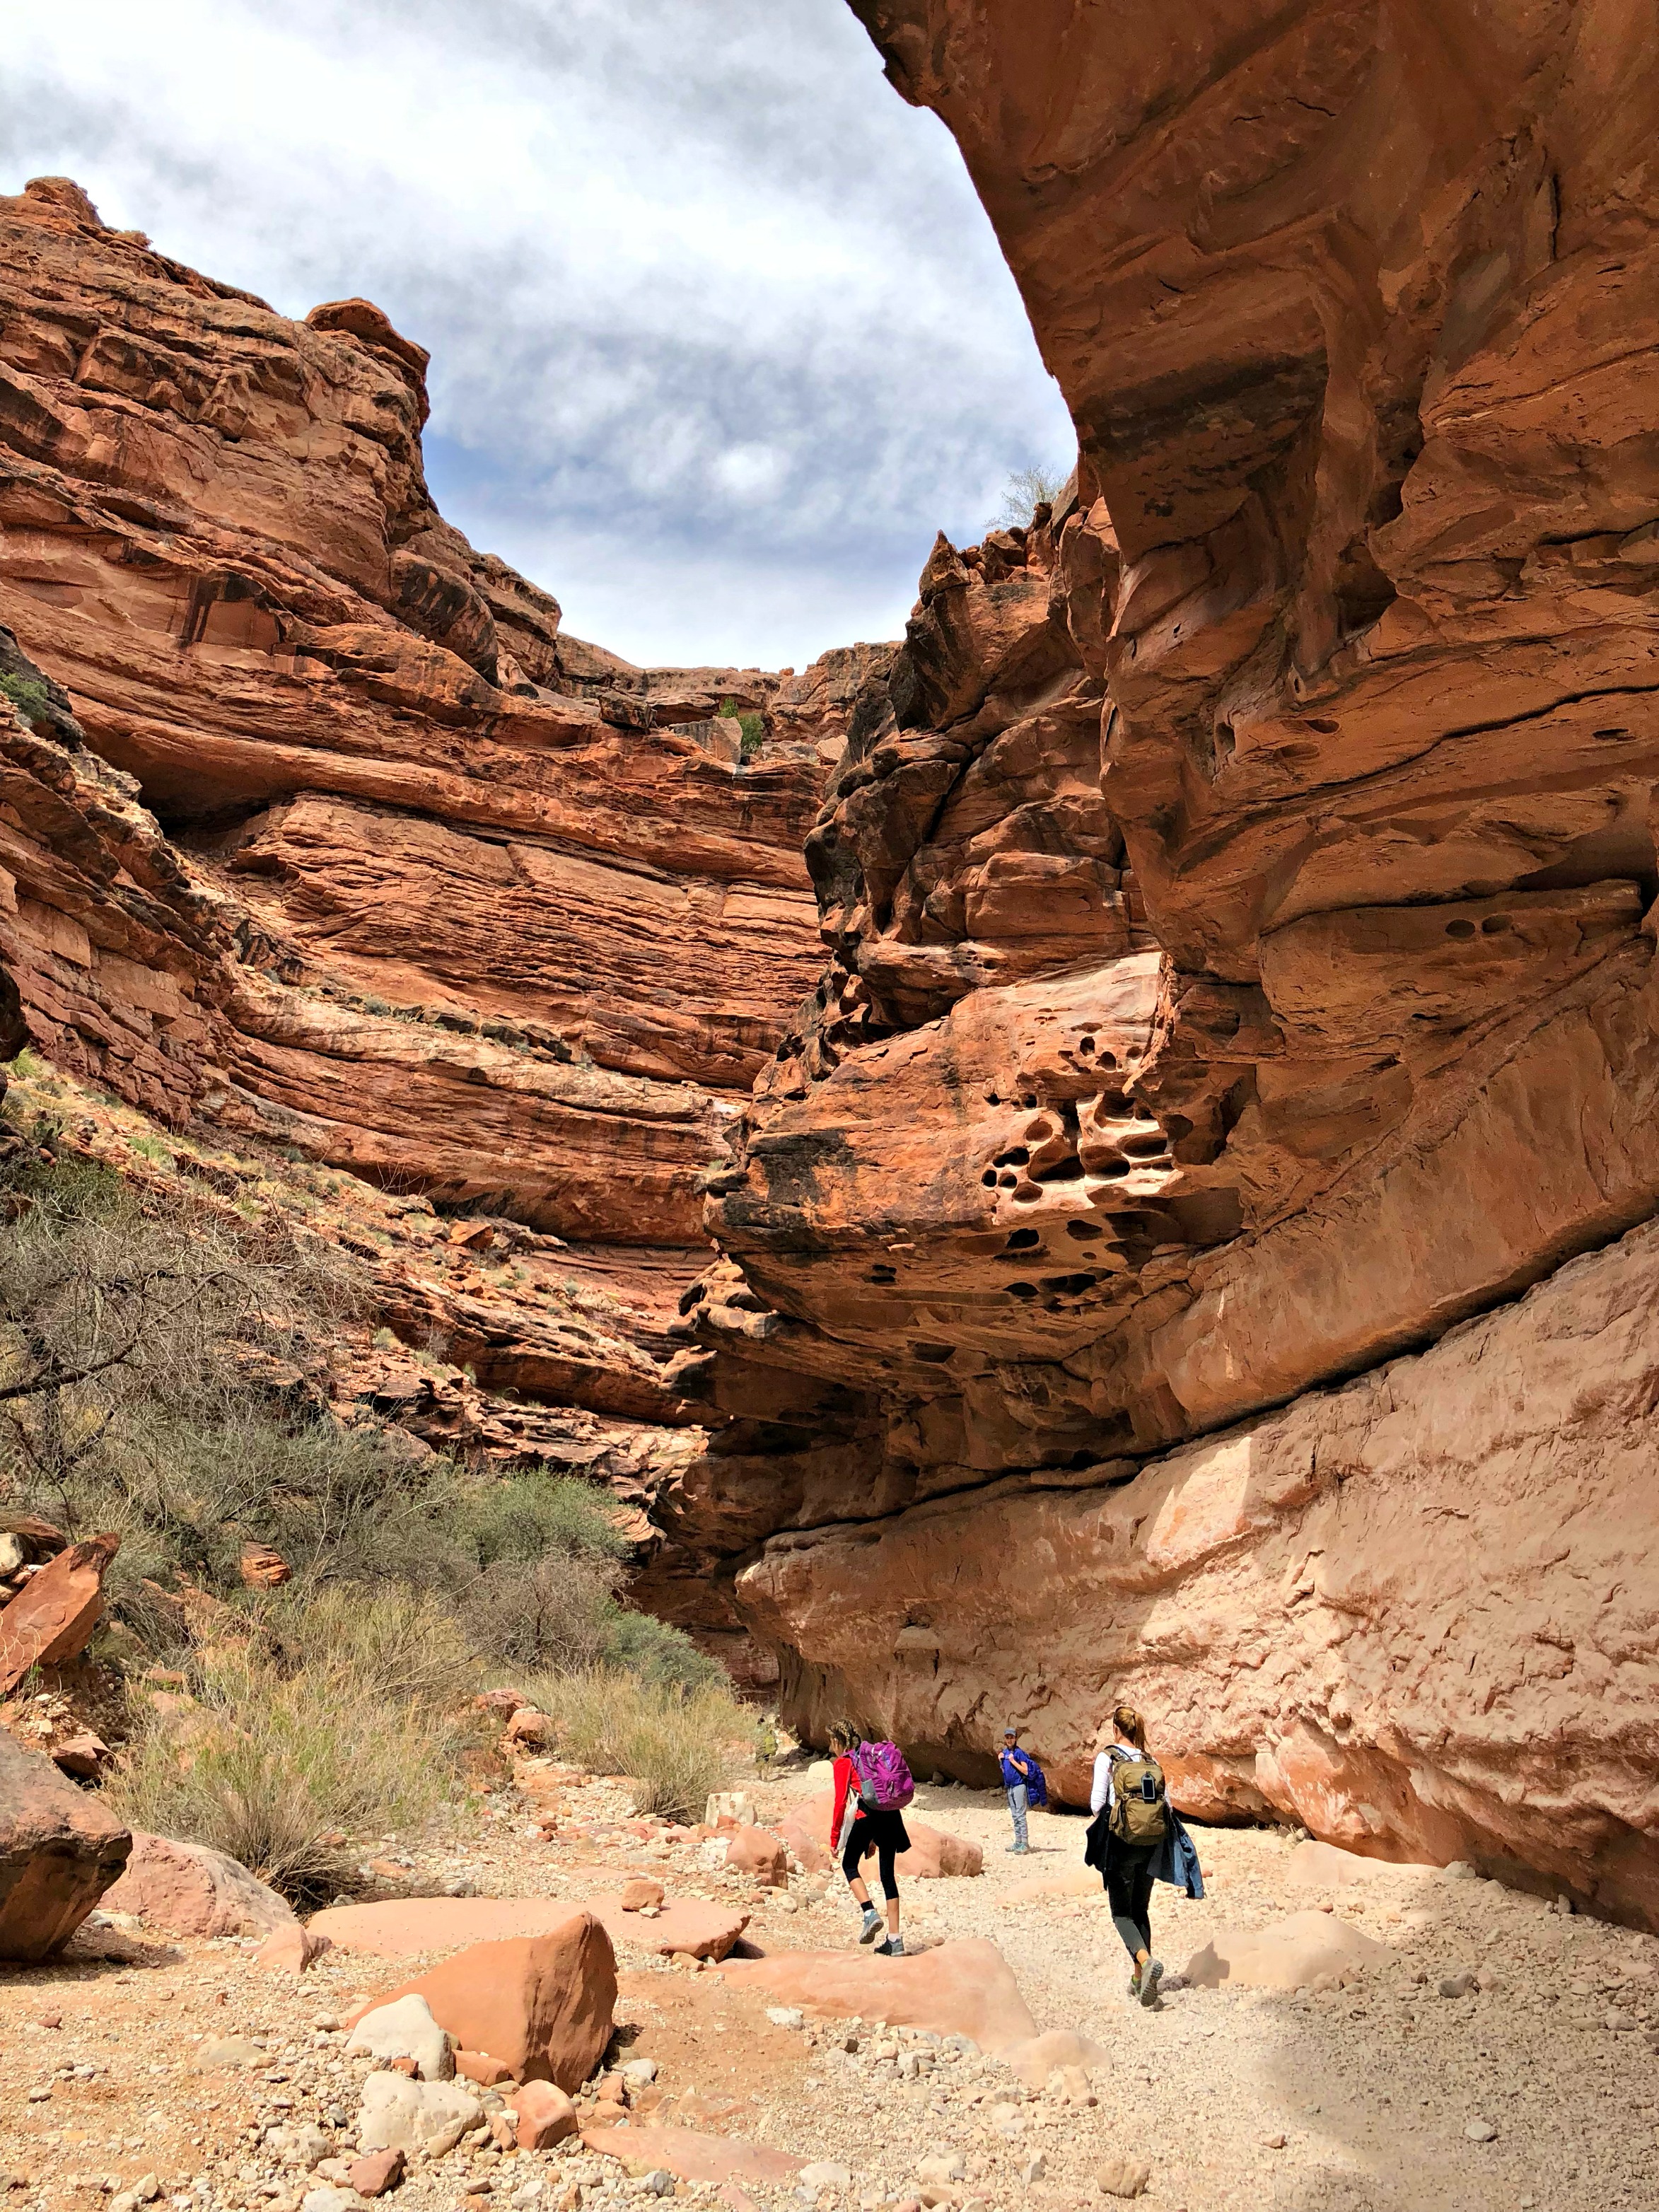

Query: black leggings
[[1106, 1846, 1155, 1962], [843, 1815, 900, 1901]]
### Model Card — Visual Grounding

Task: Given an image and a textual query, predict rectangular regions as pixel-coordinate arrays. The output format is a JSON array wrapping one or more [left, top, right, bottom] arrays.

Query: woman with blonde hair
[[1083, 1701, 1202, 2006]]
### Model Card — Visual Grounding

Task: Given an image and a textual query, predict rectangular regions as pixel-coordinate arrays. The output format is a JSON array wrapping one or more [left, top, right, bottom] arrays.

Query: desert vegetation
[[0, 1092, 746, 1893]]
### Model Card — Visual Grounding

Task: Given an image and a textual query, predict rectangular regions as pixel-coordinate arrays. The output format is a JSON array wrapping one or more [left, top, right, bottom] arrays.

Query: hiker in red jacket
[[827, 1720, 912, 1956]]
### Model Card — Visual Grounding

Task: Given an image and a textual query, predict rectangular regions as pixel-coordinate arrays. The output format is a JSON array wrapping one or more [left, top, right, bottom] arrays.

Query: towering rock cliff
[[659, 3, 1659, 1923], [0, 173, 878, 1485]]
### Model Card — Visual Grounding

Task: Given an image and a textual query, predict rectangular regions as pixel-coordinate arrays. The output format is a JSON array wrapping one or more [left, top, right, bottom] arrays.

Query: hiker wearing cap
[[1083, 1702, 1204, 2008], [827, 1720, 915, 1956], [999, 1726, 1045, 1854]]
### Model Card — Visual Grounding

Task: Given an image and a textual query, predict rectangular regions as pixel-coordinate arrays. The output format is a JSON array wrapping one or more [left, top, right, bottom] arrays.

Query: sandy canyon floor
[[3, 1761, 1656, 2212]]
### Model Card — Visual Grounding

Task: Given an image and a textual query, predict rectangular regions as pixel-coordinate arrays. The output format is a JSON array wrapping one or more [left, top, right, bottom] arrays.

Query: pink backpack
[[854, 1739, 915, 1811]]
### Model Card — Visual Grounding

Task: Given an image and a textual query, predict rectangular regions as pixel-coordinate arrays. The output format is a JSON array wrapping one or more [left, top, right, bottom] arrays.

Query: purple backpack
[[854, 1739, 915, 1812]]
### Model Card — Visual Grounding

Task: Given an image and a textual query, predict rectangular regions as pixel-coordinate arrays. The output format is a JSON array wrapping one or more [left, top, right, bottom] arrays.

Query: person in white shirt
[[1090, 1703, 1165, 2006]]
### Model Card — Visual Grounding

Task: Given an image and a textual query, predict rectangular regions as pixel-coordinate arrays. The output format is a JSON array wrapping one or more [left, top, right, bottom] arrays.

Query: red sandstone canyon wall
[[0, 173, 877, 1505], [651, 2, 1659, 1919]]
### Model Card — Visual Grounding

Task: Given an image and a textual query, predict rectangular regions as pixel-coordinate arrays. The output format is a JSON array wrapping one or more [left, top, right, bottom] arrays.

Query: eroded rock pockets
[[645, 4, 1659, 1914]]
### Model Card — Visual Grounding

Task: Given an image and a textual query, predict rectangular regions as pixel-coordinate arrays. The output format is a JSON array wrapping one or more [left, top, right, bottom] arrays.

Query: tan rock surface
[[733, 1221, 1659, 1925], [577, 2124, 804, 2185], [716, 1937, 1038, 2051], [1184, 1911, 1393, 1993]]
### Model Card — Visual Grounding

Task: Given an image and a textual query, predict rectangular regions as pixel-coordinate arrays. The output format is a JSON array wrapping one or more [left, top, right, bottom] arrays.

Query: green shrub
[[523, 1667, 745, 1822], [601, 1605, 723, 1691], [0, 672, 52, 723], [457, 1474, 629, 1568]]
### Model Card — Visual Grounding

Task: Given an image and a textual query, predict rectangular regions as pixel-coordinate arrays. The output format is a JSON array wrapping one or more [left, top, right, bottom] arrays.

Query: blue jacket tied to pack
[[1083, 1798, 1205, 1899]]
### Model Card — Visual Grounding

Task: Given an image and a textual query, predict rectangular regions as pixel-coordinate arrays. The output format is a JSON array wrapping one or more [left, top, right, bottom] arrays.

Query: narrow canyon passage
[[4, 0, 1659, 2201]]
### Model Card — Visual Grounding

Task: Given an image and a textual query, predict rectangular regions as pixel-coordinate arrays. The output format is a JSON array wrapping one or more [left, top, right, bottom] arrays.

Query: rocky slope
[[0, 173, 883, 1484], [656, 4, 1659, 1921]]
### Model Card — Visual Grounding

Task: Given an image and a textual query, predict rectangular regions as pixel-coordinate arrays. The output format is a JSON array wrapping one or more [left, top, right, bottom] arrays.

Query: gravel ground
[[4, 1757, 1655, 2212]]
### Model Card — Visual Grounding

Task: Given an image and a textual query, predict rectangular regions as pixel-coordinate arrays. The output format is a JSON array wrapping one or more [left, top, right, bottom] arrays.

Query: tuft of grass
[[107, 1641, 462, 1905], [523, 1667, 746, 1823], [255, 1582, 477, 1706]]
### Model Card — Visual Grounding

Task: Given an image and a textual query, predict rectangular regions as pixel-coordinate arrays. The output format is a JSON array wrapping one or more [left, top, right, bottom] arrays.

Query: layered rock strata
[[0, 175, 840, 1241], [651, 2, 1659, 1916], [0, 174, 866, 1471]]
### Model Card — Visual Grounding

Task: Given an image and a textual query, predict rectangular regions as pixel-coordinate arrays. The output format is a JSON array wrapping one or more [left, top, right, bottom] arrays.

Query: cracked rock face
[[646, 2, 1659, 1919]]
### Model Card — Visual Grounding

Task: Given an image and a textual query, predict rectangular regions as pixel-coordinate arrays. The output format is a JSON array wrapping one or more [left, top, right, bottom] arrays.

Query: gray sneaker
[[858, 1909, 882, 1945], [1139, 1959, 1164, 2008]]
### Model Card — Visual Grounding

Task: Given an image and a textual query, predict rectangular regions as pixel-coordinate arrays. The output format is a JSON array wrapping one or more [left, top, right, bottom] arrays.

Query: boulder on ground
[[618, 1899, 750, 1960], [578, 2125, 803, 2185], [777, 1793, 981, 1878], [239, 1543, 292, 1590], [704, 1791, 756, 1827], [1183, 1909, 1393, 1991], [506, 1708, 552, 1747], [356, 2074, 481, 2156], [347, 1915, 616, 2090], [104, 1831, 298, 1939], [723, 1827, 788, 1887], [1098, 2156, 1152, 2198], [1003, 2027, 1109, 2088], [508, 2080, 578, 2148], [1284, 1840, 1438, 1890], [718, 1938, 1036, 2051], [0, 1535, 119, 1694], [255, 1923, 332, 1974], [345, 1993, 453, 2080], [0, 1730, 131, 1960], [619, 1876, 666, 1911], [346, 2150, 404, 2198]]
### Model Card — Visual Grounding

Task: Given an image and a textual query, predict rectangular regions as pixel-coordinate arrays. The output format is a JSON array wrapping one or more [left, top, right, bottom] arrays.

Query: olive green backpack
[[1108, 1752, 1170, 1846]]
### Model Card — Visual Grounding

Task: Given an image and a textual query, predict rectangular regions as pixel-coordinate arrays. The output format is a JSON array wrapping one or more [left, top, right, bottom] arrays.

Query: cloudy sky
[[5, 0, 1073, 670]]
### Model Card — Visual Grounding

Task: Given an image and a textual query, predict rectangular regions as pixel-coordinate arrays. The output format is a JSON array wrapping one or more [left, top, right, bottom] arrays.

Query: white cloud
[[4, 0, 1073, 668]]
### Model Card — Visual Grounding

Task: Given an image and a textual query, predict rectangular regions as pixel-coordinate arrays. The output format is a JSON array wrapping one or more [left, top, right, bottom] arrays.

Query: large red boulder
[[346, 1915, 616, 2090], [0, 1730, 130, 1959], [0, 1535, 118, 1695], [104, 1832, 298, 1938]]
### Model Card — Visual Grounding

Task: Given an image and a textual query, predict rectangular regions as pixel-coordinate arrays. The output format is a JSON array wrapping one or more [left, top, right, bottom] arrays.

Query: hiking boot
[[874, 1935, 906, 1957], [858, 1907, 882, 1945], [1139, 1959, 1164, 2008], [1127, 1967, 1141, 2001], [1004, 1844, 1030, 1853]]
